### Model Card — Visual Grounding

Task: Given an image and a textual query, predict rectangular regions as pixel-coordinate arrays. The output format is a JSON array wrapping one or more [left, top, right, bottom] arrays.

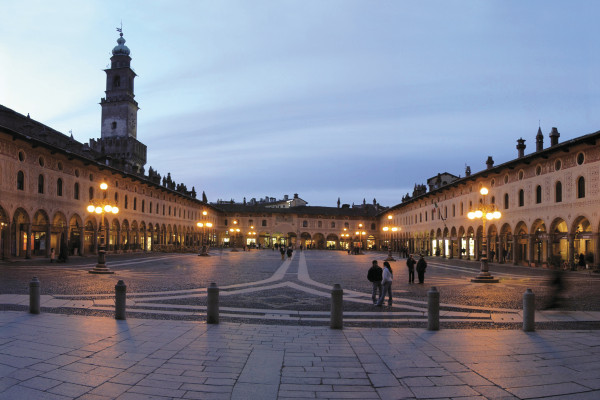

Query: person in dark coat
[[406, 254, 416, 283], [416, 254, 427, 284], [286, 247, 293, 259], [367, 260, 383, 304]]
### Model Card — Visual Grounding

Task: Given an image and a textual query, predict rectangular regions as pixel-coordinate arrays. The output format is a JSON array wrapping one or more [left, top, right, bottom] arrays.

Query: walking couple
[[367, 260, 393, 307], [406, 254, 427, 284]]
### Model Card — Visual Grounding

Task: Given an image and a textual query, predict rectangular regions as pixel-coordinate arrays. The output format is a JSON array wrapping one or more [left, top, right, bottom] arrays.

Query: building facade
[[1, 31, 599, 268], [387, 128, 600, 268]]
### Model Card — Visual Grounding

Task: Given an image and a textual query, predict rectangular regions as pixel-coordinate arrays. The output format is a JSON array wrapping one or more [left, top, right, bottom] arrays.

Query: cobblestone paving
[[1, 250, 599, 328]]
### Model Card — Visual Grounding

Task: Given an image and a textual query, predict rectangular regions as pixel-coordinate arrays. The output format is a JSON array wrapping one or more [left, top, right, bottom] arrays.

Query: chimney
[[536, 127, 544, 152], [549, 127, 560, 146], [486, 156, 494, 170], [516, 138, 526, 158]]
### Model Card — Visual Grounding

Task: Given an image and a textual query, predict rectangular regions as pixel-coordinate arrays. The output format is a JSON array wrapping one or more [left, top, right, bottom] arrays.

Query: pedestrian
[[376, 261, 393, 307], [286, 246, 293, 259], [406, 254, 416, 283], [280, 246, 285, 260], [416, 254, 427, 284], [367, 260, 383, 304], [50, 248, 56, 263]]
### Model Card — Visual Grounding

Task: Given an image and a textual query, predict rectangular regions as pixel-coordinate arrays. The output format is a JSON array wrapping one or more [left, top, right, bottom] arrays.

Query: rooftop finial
[[116, 21, 123, 36]]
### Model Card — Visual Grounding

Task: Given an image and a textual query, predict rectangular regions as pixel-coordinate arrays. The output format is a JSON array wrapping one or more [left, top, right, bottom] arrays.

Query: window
[[17, 171, 24, 190], [504, 174, 509, 184], [56, 178, 63, 197], [262, 219, 267, 227], [18, 151, 25, 162], [577, 177, 585, 199], [555, 181, 562, 203], [536, 165, 542, 176], [113, 75, 121, 87], [169, 206, 171, 216], [318, 221, 322, 228], [452, 205, 455, 217], [133, 198, 137, 210], [577, 152, 585, 165], [249, 219, 254, 226], [89, 187, 94, 200], [57, 162, 63, 171], [371, 223, 376, 230], [518, 189, 524, 207], [163, 205, 165, 215], [518, 170, 524, 180], [124, 195, 128, 209], [149, 201, 152, 214], [555, 160, 562, 171], [491, 196, 495, 204], [460, 202, 463, 215], [74, 183, 79, 200], [38, 157, 44, 167], [224, 219, 228, 226], [38, 174, 44, 194], [331, 222, 335, 228], [303, 220, 308, 227], [141, 200, 145, 212], [536, 185, 542, 204], [504, 193, 509, 209], [111, 121, 117, 129]]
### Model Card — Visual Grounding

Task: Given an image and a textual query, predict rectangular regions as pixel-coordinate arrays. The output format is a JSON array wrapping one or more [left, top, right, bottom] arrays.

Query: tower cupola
[[112, 33, 131, 56]]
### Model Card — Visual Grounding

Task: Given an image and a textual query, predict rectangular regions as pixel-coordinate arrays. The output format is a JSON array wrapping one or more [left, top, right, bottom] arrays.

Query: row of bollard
[[27, 278, 536, 331]]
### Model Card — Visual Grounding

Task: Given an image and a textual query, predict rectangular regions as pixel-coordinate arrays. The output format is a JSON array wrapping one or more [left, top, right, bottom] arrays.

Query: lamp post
[[247, 228, 256, 249], [229, 220, 240, 252], [341, 228, 351, 251], [197, 217, 213, 256], [355, 223, 366, 254], [87, 182, 118, 274], [383, 223, 398, 261], [468, 187, 501, 283]]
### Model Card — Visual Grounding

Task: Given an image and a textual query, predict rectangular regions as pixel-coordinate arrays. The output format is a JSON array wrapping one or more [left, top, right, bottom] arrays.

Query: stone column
[[26, 223, 32, 259], [45, 224, 52, 257], [545, 235, 552, 267], [465, 237, 470, 260], [1, 222, 10, 259], [79, 227, 85, 256], [527, 234, 534, 267], [498, 235, 504, 264], [513, 236, 519, 265], [568, 234, 575, 268]]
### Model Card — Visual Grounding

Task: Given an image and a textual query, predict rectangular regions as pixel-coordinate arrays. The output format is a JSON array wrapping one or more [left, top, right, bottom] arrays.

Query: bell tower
[[91, 28, 147, 174]]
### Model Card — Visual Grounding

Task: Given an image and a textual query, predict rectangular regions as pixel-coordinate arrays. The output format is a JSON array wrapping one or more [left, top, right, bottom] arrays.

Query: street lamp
[[468, 187, 501, 283], [383, 223, 398, 261], [341, 228, 351, 251], [355, 223, 366, 254], [230, 220, 240, 252], [87, 182, 119, 274], [197, 218, 213, 256]]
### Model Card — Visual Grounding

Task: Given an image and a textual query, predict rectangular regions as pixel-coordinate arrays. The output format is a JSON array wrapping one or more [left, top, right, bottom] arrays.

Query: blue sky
[[1, 1, 599, 207]]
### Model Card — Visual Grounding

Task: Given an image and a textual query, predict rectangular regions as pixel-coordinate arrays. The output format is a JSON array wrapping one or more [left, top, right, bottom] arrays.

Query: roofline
[[382, 129, 600, 215]]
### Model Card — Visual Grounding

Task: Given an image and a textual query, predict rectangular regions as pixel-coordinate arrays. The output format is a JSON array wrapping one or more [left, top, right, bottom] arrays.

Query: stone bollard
[[523, 288, 535, 332], [29, 277, 40, 314], [427, 286, 440, 331], [207, 283, 219, 324], [330, 283, 343, 329], [115, 280, 127, 320]]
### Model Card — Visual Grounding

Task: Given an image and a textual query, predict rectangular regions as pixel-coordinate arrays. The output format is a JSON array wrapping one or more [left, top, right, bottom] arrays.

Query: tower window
[[111, 121, 117, 129], [57, 178, 63, 197], [113, 76, 121, 88]]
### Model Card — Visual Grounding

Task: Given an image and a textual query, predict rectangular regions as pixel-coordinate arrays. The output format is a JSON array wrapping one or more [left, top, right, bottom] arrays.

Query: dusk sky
[[2, 1, 599, 207]]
